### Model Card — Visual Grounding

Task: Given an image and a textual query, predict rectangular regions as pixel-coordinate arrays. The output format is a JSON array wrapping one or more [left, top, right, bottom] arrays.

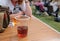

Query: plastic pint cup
[[15, 15, 30, 38]]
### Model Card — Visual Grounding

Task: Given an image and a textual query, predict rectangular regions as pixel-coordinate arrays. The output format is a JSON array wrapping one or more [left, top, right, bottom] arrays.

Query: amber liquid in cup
[[17, 26, 28, 38], [11, 18, 17, 26]]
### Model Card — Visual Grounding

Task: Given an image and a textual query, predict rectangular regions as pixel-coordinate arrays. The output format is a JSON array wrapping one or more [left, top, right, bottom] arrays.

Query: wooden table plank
[[0, 16, 60, 41]]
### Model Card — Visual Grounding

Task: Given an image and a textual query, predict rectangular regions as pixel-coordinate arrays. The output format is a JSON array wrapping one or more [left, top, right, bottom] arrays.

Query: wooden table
[[0, 16, 60, 41]]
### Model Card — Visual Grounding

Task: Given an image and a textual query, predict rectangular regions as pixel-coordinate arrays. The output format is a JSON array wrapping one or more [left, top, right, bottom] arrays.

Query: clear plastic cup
[[15, 15, 30, 38]]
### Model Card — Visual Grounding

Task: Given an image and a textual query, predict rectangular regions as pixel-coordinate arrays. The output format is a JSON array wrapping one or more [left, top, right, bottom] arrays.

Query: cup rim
[[15, 15, 30, 21]]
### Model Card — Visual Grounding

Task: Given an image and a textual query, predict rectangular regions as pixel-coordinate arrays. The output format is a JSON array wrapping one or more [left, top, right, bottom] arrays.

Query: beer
[[17, 26, 28, 38]]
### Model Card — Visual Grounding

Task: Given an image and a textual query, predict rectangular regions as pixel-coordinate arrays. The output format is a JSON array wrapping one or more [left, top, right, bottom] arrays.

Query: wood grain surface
[[0, 16, 60, 41]]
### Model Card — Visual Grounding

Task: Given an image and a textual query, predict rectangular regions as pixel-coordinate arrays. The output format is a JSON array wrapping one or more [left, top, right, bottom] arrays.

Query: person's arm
[[24, 0, 32, 17]]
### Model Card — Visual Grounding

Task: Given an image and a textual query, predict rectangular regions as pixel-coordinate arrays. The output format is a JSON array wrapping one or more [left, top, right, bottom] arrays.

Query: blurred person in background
[[0, 0, 32, 26], [34, 0, 48, 16], [50, 0, 59, 17], [33, 0, 44, 14], [17, 0, 32, 17], [44, 0, 53, 16], [0, 0, 32, 17]]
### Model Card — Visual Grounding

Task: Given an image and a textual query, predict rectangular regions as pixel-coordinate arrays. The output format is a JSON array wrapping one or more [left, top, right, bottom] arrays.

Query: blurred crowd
[[29, 0, 60, 17]]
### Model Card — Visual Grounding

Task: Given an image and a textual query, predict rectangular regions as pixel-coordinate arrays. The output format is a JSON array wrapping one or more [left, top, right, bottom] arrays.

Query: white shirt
[[50, 2, 58, 12], [0, 0, 9, 7], [0, 0, 26, 13]]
